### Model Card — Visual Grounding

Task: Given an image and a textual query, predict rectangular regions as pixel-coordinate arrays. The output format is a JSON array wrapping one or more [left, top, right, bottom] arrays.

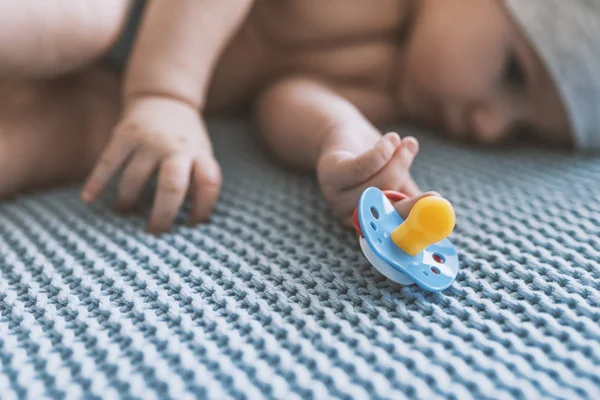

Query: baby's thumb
[[344, 132, 401, 187], [393, 191, 441, 219]]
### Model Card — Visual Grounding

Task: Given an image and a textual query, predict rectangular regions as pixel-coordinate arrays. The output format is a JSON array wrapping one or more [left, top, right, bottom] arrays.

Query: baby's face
[[398, 0, 572, 147]]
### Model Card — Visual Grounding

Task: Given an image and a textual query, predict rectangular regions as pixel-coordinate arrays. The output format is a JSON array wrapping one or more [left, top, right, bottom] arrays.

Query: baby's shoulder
[[248, 0, 412, 46]]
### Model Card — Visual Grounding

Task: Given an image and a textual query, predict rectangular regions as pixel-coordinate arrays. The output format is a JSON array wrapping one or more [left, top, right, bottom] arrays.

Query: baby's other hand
[[81, 96, 222, 234], [317, 132, 421, 226]]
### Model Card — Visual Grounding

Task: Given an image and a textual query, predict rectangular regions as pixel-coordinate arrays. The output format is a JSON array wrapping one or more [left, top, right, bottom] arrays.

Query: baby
[[0, 0, 598, 233]]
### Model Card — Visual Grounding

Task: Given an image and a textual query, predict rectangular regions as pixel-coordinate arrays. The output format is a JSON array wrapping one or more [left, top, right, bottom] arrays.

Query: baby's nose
[[469, 102, 513, 144]]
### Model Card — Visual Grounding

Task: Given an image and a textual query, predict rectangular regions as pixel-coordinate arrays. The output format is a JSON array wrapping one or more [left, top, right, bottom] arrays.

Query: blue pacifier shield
[[358, 187, 459, 292]]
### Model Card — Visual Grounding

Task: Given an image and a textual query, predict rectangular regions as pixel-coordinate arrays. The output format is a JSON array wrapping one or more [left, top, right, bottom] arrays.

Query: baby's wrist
[[122, 75, 204, 111], [316, 128, 349, 165], [122, 92, 201, 114]]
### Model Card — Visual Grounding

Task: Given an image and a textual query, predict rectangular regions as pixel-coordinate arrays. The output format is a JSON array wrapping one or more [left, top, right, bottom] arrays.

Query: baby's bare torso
[[206, 0, 411, 115]]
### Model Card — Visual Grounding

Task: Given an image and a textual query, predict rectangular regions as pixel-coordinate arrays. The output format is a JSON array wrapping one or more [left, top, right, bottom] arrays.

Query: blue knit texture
[[0, 120, 599, 400]]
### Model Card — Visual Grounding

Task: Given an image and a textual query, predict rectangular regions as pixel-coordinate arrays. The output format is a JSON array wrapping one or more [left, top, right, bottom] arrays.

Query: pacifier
[[352, 187, 460, 292]]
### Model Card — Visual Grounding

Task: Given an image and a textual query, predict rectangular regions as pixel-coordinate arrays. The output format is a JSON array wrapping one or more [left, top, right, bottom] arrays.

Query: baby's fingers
[[332, 132, 401, 190], [189, 157, 222, 225], [115, 151, 159, 212], [82, 136, 134, 203], [401, 176, 422, 197], [148, 155, 192, 234], [395, 136, 419, 169], [393, 191, 440, 219], [391, 137, 421, 197]]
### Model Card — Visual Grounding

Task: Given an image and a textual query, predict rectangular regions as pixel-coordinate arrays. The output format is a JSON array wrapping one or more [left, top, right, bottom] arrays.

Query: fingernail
[[385, 133, 401, 148], [147, 223, 163, 235], [187, 218, 198, 227], [149, 228, 164, 236], [81, 191, 93, 203], [404, 138, 419, 155]]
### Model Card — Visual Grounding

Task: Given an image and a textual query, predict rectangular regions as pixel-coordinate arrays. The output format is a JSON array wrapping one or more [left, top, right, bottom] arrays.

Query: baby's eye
[[504, 51, 526, 91]]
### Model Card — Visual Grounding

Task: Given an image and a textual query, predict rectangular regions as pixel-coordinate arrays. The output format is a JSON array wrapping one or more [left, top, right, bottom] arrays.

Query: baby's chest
[[207, 0, 409, 111], [251, 0, 409, 46], [254, 0, 407, 83], [280, 39, 399, 89]]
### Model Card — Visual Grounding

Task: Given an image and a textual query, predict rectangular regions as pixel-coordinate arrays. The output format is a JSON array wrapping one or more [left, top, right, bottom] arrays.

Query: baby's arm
[[82, 0, 254, 234], [0, 0, 130, 78], [122, 0, 253, 109], [256, 76, 421, 225]]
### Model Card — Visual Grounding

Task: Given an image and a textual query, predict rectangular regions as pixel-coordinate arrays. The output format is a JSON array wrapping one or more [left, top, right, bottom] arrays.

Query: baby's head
[[398, 0, 600, 151]]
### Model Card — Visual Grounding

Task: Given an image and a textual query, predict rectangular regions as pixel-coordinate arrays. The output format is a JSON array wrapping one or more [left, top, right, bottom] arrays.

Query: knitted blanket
[[0, 119, 598, 400]]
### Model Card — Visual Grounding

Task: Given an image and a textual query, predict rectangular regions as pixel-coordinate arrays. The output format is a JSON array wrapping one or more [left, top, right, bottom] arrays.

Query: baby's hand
[[317, 132, 421, 226], [81, 96, 222, 234]]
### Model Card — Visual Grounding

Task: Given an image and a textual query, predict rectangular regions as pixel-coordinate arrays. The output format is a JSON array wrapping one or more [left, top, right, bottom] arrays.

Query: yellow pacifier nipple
[[390, 196, 456, 256]]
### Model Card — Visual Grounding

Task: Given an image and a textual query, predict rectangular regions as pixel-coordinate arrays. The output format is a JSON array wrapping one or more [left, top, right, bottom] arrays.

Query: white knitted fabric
[[0, 119, 598, 399]]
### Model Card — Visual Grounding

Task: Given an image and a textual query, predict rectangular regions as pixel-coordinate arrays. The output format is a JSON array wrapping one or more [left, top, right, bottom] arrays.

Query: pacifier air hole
[[433, 253, 446, 264], [357, 187, 459, 291], [371, 207, 379, 219]]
